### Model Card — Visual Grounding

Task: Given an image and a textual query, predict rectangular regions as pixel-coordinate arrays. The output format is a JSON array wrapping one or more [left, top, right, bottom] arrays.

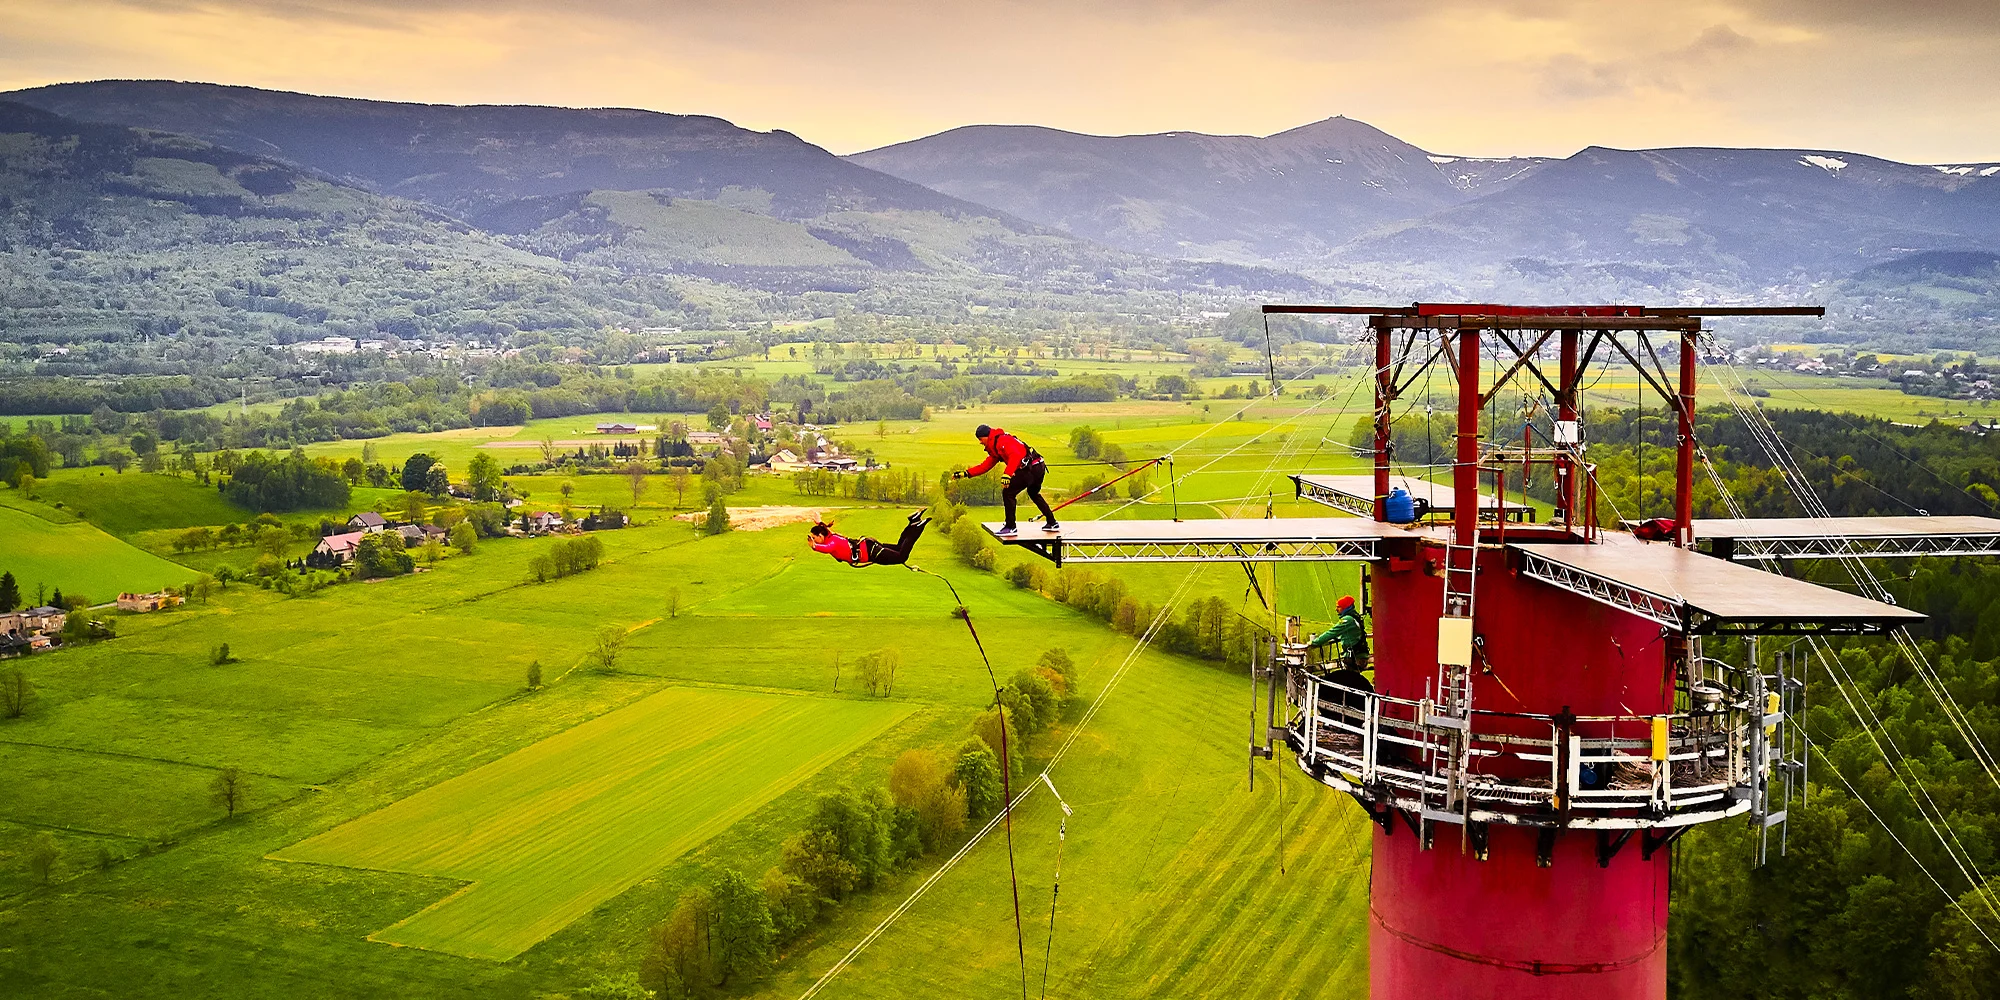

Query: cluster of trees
[[1672, 608, 2000, 996], [639, 647, 1080, 997], [526, 535, 605, 583], [220, 449, 351, 511], [790, 467, 931, 504]]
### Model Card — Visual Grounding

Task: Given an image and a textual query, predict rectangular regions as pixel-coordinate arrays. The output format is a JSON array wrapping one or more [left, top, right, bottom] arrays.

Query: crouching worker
[[808, 510, 931, 567]]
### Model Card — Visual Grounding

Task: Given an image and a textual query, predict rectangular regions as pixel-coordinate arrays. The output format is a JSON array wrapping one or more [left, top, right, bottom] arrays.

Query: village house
[[596, 422, 639, 434], [754, 412, 774, 432], [347, 511, 388, 533], [18, 605, 66, 634], [396, 524, 448, 545], [523, 511, 564, 533], [314, 530, 369, 563], [685, 430, 728, 447], [767, 448, 810, 472], [117, 592, 182, 613]]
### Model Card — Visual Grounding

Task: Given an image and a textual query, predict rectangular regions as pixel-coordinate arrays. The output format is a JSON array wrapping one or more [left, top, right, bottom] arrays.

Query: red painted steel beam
[[1676, 328, 1699, 546], [1375, 319, 1394, 521], [1456, 327, 1481, 548]]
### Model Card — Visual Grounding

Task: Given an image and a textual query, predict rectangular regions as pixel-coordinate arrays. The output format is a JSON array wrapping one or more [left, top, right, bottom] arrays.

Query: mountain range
[[3, 79, 1998, 354], [854, 119, 2000, 303]]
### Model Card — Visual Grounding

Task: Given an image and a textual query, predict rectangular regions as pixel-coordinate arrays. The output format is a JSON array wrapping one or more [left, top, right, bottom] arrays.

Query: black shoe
[[908, 509, 925, 524], [914, 515, 931, 530], [1042, 520, 1060, 533]]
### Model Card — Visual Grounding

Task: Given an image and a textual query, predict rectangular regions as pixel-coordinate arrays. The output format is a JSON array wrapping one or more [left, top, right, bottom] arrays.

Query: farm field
[[0, 470, 1377, 999], [276, 688, 915, 960], [0, 503, 195, 598]]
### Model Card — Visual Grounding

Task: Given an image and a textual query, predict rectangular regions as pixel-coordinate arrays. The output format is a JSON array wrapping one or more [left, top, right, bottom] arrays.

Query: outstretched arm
[[964, 452, 997, 477]]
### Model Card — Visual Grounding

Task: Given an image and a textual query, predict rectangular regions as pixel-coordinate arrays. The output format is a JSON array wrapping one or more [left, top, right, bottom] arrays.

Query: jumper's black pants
[[1003, 461, 1056, 528], [859, 519, 928, 566]]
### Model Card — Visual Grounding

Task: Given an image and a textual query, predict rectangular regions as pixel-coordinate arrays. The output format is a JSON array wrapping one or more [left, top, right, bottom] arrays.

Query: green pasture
[[277, 688, 913, 960], [26, 468, 401, 536], [0, 484, 1377, 997], [0, 503, 195, 599]]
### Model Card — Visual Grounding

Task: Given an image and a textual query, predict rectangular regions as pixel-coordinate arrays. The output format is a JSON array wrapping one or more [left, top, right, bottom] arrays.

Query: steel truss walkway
[[982, 517, 1409, 567], [1510, 535, 1922, 634], [1692, 515, 2000, 560], [1291, 474, 1534, 521]]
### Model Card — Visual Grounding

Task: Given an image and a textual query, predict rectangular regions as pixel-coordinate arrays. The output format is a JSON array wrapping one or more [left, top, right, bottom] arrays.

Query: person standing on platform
[[1310, 595, 1370, 671], [953, 424, 1058, 536]]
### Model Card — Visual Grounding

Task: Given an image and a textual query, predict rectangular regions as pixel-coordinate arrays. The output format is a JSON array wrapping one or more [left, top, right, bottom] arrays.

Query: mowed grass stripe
[[274, 688, 913, 961]]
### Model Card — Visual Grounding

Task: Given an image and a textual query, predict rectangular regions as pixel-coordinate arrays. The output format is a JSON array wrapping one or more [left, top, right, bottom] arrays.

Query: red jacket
[[812, 532, 868, 564], [967, 428, 1036, 477]]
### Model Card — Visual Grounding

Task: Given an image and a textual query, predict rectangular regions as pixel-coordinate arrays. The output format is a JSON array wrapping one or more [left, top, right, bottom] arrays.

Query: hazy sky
[[3, 0, 1997, 161]]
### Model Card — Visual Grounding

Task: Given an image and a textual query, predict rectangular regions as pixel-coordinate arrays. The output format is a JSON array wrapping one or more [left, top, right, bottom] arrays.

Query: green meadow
[[278, 688, 915, 961], [0, 456, 1372, 999], [0, 503, 194, 599], [23, 354, 1897, 996]]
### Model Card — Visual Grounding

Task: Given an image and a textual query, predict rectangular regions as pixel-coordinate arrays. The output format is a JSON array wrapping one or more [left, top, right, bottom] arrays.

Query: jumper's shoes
[[914, 515, 932, 530], [1042, 520, 1061, 533], [996, 525, 1019, 536], [908, 510, 925, 524]]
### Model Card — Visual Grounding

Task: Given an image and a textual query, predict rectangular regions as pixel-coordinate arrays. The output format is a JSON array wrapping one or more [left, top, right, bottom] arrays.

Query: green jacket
[[1309, 608, 1367, 654]]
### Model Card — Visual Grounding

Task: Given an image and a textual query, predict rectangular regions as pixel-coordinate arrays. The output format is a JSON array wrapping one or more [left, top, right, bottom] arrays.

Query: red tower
[[988, 303, 2000, 997]]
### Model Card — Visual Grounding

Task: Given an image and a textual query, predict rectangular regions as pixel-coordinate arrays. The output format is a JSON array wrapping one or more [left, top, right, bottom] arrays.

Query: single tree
[[708, 868, 775, 986], [105, 449, 132, 474], [211, 643, 232, 665], [0, 571, 18, 612], [1, 667, 31, 718], [188, 574, 218, 604], [466, 452, 504, 502], [669, 466, 692, 509], [421, 537, 445, 567], [625, 461, 649, 505], [703, 493, 730, 536], [423, 462, 450, 499], [526, 660, 543, 690], [592, 626, 628, 673], [28, 831, 59, 885], [538, 436, 558, 466], [449, 521, 477, 553], [401, 453, 436, 492], [401, 491, 428, 524], [706, 403, 731, 431], [210, 767, 246, 818], [664, 586, 682, 619]]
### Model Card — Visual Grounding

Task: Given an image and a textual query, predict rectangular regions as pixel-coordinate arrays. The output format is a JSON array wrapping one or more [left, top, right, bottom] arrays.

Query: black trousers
[[860, 519, 927, 566], [1003, 461, 1056, 527]]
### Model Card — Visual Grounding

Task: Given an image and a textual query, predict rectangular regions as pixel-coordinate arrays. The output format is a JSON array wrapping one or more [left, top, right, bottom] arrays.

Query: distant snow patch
[[1984, 167, 2000, 177], [1799, 155, 1848, 173], [1934, 165, 1975, 176], [1428, 155, 1458, 164]]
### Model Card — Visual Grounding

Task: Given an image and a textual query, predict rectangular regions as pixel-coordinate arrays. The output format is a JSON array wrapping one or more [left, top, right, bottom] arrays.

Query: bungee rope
[[903, 562, 1030, 1000]]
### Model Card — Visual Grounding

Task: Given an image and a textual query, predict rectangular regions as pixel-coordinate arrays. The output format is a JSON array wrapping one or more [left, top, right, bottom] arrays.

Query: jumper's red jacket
[[966, 428, 1034, 477], [812, 531, 862, 562]]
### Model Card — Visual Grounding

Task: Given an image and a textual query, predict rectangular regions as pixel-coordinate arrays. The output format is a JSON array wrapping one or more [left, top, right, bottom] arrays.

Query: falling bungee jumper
[[954, 424, 1059, 536], [808, 510, 932, 567]]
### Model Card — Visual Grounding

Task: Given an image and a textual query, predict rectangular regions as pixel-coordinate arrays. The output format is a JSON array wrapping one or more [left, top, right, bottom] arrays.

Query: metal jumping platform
[[1292, 474, 1534, 521], [982, 517, 1411, 566], [1511, 535, 1923, 634], [1693, 515, 2000, 560]]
